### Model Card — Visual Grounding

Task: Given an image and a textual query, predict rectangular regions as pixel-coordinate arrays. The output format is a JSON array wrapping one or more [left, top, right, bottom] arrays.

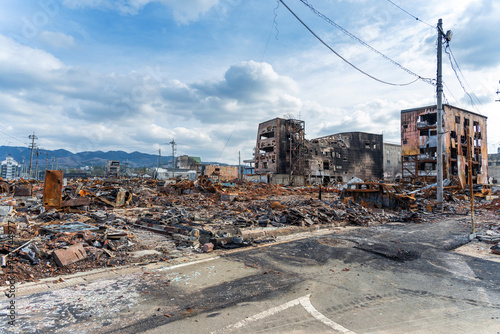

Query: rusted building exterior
[[401, 104, 488, 187], [255, 118, 383, 184], [254, 118, 305, 175], [203, 165, 238, 182]]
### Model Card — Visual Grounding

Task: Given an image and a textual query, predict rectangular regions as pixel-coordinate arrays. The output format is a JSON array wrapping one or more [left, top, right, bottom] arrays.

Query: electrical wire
[[0, 129, 29, 146], [384, 0, 433, 28], [444, 42, 481, 113], [280, 0, 424, 86], [218, 1, 281, 159], [446, 43, 482, 106], [443, 81, 463, 108]]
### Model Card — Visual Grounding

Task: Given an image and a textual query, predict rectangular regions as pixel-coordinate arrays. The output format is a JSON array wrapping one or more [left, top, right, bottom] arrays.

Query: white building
[[1, 155, 19, 180]]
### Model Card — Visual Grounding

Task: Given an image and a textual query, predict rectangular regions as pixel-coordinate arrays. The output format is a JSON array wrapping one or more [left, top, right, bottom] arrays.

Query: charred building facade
[[401, 104, 488, 187], [255, 118, 383, 184]]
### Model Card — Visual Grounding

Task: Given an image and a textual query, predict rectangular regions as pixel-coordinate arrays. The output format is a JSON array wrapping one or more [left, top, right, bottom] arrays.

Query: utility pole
[[436, 19, 453, 211], [467, 127, 475, 237], [238, 151, 241, 180], [436, 19, 444, 210], [34, 148, 40, 180], [46, 153, 49, 171], [51, 156, 55, 170], [28, 132, 38, 179], [169, 139, 176, 179], [21, 157, 25, 179]]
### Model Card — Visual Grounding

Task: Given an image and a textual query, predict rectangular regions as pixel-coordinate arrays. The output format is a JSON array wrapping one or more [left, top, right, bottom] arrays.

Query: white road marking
[[213, 294, 356, 333], [157, 256, 219, 271], [299, 295, 356, 333]]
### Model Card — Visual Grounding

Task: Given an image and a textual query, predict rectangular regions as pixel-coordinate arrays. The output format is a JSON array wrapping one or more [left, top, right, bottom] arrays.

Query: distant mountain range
[[0, 146, 170, 168]]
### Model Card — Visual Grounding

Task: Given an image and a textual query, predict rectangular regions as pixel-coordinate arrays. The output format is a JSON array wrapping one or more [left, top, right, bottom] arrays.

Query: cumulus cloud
[[61, 0, 219, 23], [38, 31, 75, 49]]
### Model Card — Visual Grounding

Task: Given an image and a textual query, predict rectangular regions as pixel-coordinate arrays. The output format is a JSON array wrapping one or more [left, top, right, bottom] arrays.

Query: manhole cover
[[317, 238, 356, 248]]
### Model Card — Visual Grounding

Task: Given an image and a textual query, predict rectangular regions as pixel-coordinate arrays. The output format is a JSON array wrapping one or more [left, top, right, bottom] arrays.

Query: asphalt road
[[3, 217, 500, 333]]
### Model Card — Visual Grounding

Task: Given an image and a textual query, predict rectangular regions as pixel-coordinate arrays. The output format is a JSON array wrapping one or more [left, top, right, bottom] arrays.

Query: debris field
[[1, 175, 499, 284]]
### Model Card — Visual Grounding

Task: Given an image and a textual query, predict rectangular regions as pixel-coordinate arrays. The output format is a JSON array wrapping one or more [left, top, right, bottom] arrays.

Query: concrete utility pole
[[28, 132, 38, 179], [34, 148, 40, 180], [436, 19, 445, 210], [169, 139, 176, 179], [238, 151, 241, 180], [467, 128, 475, 237]]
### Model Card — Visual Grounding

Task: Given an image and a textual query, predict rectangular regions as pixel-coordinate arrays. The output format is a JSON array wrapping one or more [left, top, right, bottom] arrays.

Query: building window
[[365, 142, 370, 149], [323, 161, 330, 170], [387, 160, 391, 164], [455, 116, 460, 124], [403, 139, 408, 145], [337, 166, 342, 169]]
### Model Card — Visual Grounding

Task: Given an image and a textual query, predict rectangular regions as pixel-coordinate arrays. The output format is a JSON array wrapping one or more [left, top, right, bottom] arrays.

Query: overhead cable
[[384, 0, 433, 28], [444, 42, 481, 113], [280, 0, 424, 86]]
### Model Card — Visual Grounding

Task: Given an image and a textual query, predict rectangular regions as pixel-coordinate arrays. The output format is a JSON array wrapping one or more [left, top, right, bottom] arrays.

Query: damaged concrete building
[[401, 104, 488, 187], [254, 118, 383, 185], [383, 143, 402, 181]]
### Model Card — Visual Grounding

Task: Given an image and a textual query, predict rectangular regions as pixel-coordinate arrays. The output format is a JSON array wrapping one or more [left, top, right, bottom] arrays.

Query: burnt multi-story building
[[106, 160, 120, 178], [255, 118, 383, 184], [254, 118, 305, 175], [401, 104, 488, 187]]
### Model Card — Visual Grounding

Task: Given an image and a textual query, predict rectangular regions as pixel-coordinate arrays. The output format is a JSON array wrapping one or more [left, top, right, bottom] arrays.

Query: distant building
[[383, 143, 401, 181], [401, 104, 488, 187], [177, 155, 201, 171], [106, 160, 120, 178], [1, 155, 19, 180], [203, 165, 238, 182], [488, 148, 500, 184], [254, 117, 383, 185]]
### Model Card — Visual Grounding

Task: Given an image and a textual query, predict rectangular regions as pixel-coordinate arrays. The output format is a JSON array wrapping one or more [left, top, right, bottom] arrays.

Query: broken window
[[455, 116, 460, 124], [343, 157, 347, 162], [365, 142, 370, 149], [387, 160, 391, 164], [403, 139, 408, 145], [262, 162, 268, 168], [323, 161, 330, 170]]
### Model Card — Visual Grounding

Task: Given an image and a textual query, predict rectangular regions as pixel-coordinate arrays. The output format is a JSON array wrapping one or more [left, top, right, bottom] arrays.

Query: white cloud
[[38, 31, 75, 49], [62, 0, 219, 23]]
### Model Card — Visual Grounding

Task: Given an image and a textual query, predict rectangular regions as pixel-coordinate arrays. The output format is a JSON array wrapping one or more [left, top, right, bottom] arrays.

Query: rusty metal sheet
[[61, 197, 91, 208], [14, 184, 32, 197], [43, 170, 63, 208]]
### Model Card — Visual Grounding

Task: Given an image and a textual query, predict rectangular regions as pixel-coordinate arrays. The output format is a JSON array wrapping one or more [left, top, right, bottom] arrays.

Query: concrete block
[[53, 243, 87, 267]]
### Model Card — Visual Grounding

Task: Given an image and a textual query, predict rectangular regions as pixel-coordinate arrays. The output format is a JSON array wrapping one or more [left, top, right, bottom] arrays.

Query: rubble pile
[[1, 176, 499, 283]]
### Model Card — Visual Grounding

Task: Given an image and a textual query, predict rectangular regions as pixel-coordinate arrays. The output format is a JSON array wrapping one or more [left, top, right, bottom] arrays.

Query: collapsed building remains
[[401, 105, 488, 187], [106, 160, 120, 178], [254, 118, 383, 184]]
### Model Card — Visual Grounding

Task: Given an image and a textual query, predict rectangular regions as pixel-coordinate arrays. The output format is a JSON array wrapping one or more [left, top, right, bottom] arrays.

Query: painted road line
[[299, 295, 356, 334], [213, 294, 356, 334]]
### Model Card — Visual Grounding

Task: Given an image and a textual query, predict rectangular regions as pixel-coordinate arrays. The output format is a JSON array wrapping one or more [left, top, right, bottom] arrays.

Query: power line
[[444, 42, 481, 113], [218, 1, 281, 159], [384, 0, 433, 28], [280, 0, 425, 86], [0, 129, 29, 146], [297, 0, 435, 85]]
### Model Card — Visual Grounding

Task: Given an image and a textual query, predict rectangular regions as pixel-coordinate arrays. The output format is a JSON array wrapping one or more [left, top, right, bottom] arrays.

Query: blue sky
[[0, 0, 499, 164]]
